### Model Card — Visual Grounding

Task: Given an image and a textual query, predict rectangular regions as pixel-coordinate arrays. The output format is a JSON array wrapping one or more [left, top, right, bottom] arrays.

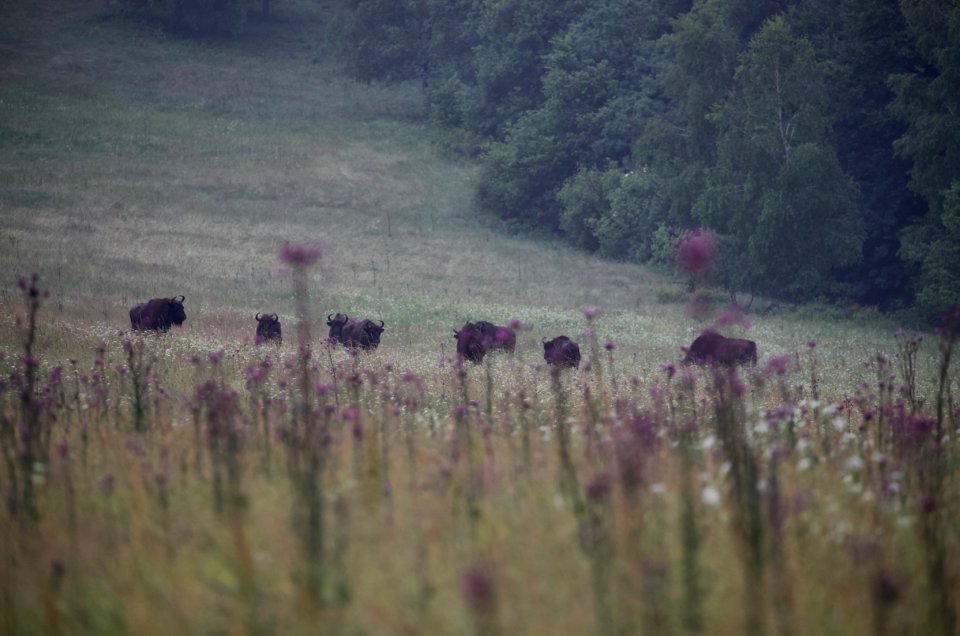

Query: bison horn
[[256, 312, 262, 321], [174, 295, 185, 303], [377, 320, 384, 328], [272, 314, 278, 321]]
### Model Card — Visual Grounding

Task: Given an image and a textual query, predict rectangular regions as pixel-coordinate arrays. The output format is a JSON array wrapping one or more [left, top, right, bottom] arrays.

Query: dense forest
[[112, 0, 959, 319]]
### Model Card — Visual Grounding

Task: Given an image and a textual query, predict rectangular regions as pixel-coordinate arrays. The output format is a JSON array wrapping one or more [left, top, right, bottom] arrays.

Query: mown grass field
[[1, 2, 958, 635]]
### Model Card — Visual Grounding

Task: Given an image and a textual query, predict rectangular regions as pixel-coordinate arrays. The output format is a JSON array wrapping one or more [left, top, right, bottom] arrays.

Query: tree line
[[339, 0, 958, 319], [111, 0, 959, 319]]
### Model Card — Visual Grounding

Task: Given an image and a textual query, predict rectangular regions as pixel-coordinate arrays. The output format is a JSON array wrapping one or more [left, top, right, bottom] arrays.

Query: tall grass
[[1, 267, 957, 635]]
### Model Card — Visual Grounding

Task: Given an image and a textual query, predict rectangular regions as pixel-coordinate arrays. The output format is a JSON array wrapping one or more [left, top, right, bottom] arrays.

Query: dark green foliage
[[789, 0, 925, 308], [111, 0, 249, 35], [466, 0, 588, 139], [693, 16, 863, 299], [475, 109, 574, 227], [901, 183, 960, 318], [558, 168, 618, 251], [888, 0, 960, 317], [475, 0, 675, 230], [342, 0, 428, 82], [593, 171, 670, 262]]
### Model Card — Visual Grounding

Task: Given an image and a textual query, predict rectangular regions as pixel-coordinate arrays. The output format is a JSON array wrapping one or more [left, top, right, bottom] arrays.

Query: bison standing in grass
[[683, 330, 757, 366], [543, 335, 581, 369], [255, 313, 282, 345], [454, 320, 517, 364], [129, 296, 186, 332], [327, 313, 385, 350], [342, 318, 385, 350]]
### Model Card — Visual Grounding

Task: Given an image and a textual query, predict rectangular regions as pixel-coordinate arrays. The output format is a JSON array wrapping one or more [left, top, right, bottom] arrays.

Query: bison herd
[[129, 296, 758, 369]]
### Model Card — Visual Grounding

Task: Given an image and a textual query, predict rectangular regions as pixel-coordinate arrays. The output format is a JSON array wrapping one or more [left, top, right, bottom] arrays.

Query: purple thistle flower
[[677, 228, 717, 274], [713, 305, 751, 329], [460, 564, 495, 609], [807, 340, 817, 349], [661, 362, 676, 381], [872, 569, 901, 607], [585, 471, 613, 502], [99, 474, 116, 495], [604, 340, 616, 352], [279, 242, 323, 266], [765, 354, 790, 376], [581, 306, 601, 320]]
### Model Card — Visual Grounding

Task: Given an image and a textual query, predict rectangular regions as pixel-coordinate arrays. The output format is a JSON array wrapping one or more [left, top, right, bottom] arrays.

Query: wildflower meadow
[[1, 256, 957, 636]]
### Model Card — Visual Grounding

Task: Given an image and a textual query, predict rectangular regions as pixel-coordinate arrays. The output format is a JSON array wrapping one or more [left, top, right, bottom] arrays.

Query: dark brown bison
[[453, 320, 516, 364], [129, 296, 186, 332], [342, 318, 385, 350], [543, 335, 581, 369], [327, 313, 385, 350], [682, 330, 757, 366], [255, 313, 282, 345]]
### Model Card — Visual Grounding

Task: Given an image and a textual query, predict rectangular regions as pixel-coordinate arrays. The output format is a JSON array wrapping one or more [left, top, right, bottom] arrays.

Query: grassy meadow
[[1, 1, 958, 635]]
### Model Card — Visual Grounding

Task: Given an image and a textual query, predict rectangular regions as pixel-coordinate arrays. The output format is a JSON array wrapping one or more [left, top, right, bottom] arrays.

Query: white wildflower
[[701, 485, 721, 507]]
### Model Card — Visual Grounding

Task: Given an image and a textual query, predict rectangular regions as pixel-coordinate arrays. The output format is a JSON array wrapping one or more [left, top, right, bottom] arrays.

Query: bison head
[[168, 295, 186, 327], [455, 323, 486, 364], [327, 313, 350, 343], [256, 312, 282, 344], [363, 319, 385, 348]]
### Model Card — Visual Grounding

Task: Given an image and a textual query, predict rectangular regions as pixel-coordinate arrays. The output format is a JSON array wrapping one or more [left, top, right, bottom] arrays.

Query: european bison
[[129, 296, 186, 332], [255, 312, 282, 345], [342, 318, 385, 350], [543, 335, 581, 369], [682, 330, 757, 366], [453, 320, 516, 364], [327, 313, 385, 350]]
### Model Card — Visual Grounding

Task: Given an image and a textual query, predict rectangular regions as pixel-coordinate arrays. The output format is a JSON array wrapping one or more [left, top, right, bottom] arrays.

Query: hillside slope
[[0, 0, 909, 377]]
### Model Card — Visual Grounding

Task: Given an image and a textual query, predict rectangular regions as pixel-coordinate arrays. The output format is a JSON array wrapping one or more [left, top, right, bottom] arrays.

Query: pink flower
[[279, 242, 323, 266], [677, 229, 717, 274], [460, 565, 495, 609], [765, 354, 790, 376], [581, 306, 601, 320]]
